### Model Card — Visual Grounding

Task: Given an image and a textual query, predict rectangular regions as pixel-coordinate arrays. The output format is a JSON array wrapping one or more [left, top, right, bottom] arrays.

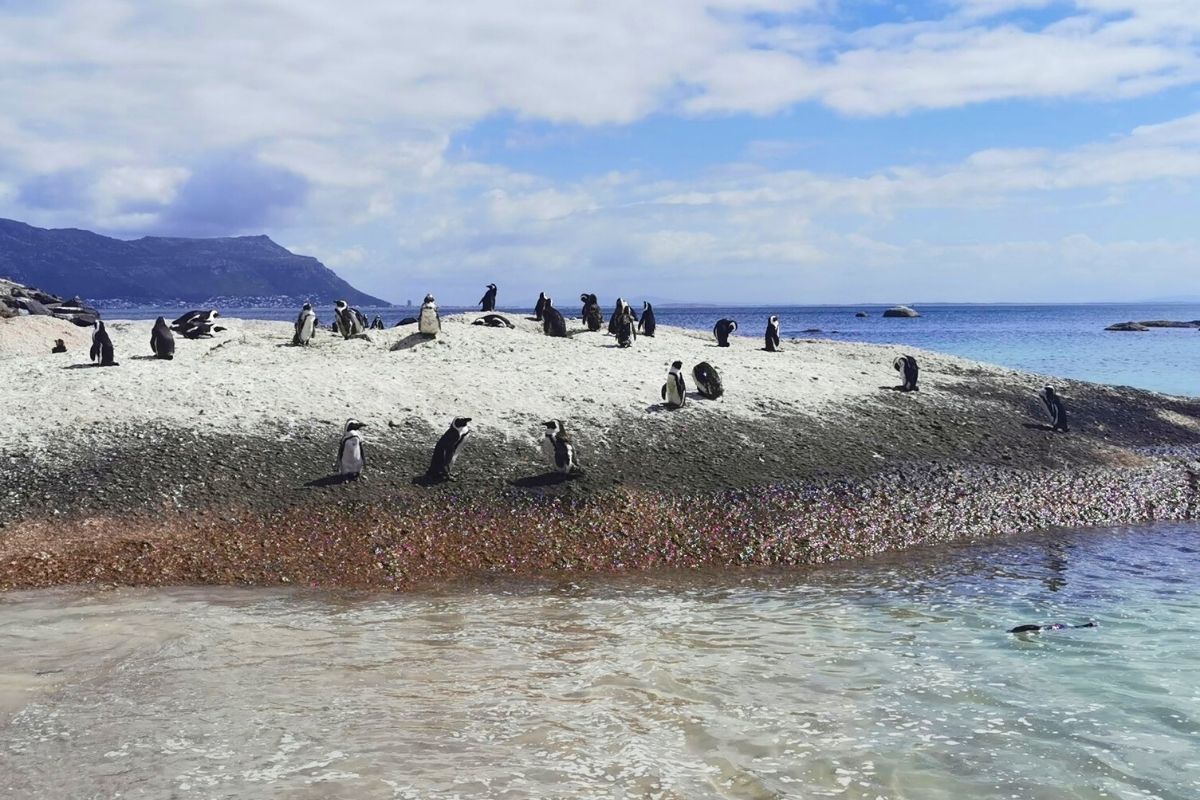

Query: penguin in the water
[[661, 360, 686, 408], [713, 318, 738, 347], [472, 314, 515, 328], [51, 339, 67, 354], [293, 303, 317, 346], [418, 294, 441, 337], [692, 362, 724, 399], [541, 296, 568, 337], [580, 293, 603, 332], [638, 302, 657, 337], [480, 283, 497, 312], [893, 355, 919, 392], [1009, 621, 1096, 635], [764, 315, 781, 352], [534, 292, 549, 322], [334, 419, 367, 480], [426, 417, 472, 482], [541, 420, 577, 474], [150, 316, 175, 360], [615, 307, 637, 348], [1040, 385, 1069, 432], [89, 320, 117, 366]]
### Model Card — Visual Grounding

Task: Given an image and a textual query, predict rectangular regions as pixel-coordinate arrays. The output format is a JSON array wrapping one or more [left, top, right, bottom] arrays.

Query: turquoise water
[[3, 522, 1198, 798]]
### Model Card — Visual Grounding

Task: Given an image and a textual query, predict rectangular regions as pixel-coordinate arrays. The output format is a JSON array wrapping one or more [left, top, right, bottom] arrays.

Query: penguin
[[580, 293, 603, 332], [370, 315, 385, 330], [293, 303, 317, 346], [418, 294, 441, 337], [764, 315, 781, 352], [89, 320, 117, 366], [51, 339, 67, 354], [334, 300, 364, 339], [661, 360, 686, 408], [1040, 385, 1070, 432], [179, 323, 226, 340], [713, 318, 738, 347], [150, 316, 175, 360], [426, 417, 472, 482], [171, 309, 219, 330], [472, 314, 515, 328], [534, 292, 549, 321], [1009, 621, 1096, 635], [692, 361, 724, 399], [615, 307, 637, 348], [638, 302, 657, 337], [607, 298, 629, 335], [541, 296, 568, 337], [893, 355, 919, 392], [480, 283, 498, 312], [541, 420, 577, 474], [334, 419, 367, 479]]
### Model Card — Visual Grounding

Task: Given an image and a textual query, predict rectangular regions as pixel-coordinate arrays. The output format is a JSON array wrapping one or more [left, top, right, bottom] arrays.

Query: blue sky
[[1, 0, 1199, 304]]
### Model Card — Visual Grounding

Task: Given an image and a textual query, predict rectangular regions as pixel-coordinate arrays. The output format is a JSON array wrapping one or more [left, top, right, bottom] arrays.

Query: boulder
[[883, 305, 921, 318], [1137, 320, 1200, 329], [855, 311, 868, 318], [1105, 322, 1150, 332]]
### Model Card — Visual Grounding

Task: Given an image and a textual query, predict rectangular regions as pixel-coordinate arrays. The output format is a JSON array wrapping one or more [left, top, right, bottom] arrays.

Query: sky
[[1, 1, 1199, 305]]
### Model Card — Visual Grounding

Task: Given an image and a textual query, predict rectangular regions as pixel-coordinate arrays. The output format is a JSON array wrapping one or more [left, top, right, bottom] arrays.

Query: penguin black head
[[769, 315, 779, 325], [487, 283, 496, 290], [452, 417, 472, 428], [1043, 384, 1057, 397], [543, 295, 553, 308], [302, 303, 312, 311], [543, 420, 563, 435], [335, 299, 348, 310], [343, 419, 367, 432], [670, 360, 683, 371], [644, 301, 652, 310]]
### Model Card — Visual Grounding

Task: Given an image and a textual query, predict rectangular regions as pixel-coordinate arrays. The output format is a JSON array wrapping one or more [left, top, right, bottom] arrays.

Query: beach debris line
[[1009, 621, 1097, 635], [335, 419, 368, 480], [714, 318, 738, 347], [1040, 385, 1070, 432], [662, 360, 687, 408], [894, 355, 919, 392]]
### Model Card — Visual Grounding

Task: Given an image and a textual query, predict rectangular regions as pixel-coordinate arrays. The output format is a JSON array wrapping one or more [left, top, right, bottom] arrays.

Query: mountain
[[0, 218, 388, 306]]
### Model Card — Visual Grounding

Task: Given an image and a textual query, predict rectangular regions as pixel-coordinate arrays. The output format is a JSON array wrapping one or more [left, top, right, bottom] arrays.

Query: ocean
[[114, 302, 1200, 396]]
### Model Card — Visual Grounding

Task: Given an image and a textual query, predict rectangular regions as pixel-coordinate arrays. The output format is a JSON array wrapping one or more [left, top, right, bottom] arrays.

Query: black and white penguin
[[764, 315, 781, 352], [639, 302, 657, 337], [472, 314, 515, 328], [426, 417, 472, 482], [370, 315, 385, 330], [334, 300, 364, 339], [51, 338, 67, 354], [1040, 385, 1070, 432], [580, 293, 603, 332], [150, 316, 175, 360], [615, 307, 637, 348], [89, 320, 117, 366], [541, 296, 568, 337], [335, 419, 368, 479], [608, 298, 630, 334], [179, 322, 226, 340], [534, 292, 549, 321], [692, 361, 724, 399], [480, 283, 498, 312], [894, 355, 919, 391], [541, 420, 577, 474], [418, 294, 441, 337], [661, 360, 686, 408], [293, 303, 317, 346], [171, 309, 219, 330], [713, 318, 738, 347]]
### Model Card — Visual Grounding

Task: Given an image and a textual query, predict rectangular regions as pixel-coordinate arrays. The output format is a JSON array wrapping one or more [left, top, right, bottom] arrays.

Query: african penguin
[[179, 322, 226, 340], [534, 292, 549, 322], [692, 361, 724, 399], [615, 307, 637, 348], [661, 360, 687, 408], [1040, 385, 1070, 432], [639, 302, 657, 337], [893, 355, 919, 392], [541, 296, 568, 337], [418, 294, 441, 337], [171, 309, 218, 330], [89, 320, 117, 366], [764, 315, 781, 352], [335, 419, 368, 479], [713, 318, 738, 347], [334, 300, 364, 339], [480, 283, 498, 312], [607, 298, 630, 335], [472, 314, 515, 328], [541, 420, 577, 474], [150, 316, 175, 360], [580, 293, 603, 332], [293, 303, 317, 346], [426, 417, 472, 482], [370, 315, 385, 330]]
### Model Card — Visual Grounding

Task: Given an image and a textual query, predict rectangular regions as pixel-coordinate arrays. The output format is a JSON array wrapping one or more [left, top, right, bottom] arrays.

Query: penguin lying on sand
[[472, 314, 515, 328], [692, 362, 724, 399]]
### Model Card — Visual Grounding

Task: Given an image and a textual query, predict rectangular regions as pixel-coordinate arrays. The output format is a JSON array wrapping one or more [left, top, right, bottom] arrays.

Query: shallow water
[[2, 523, 1198, 799]]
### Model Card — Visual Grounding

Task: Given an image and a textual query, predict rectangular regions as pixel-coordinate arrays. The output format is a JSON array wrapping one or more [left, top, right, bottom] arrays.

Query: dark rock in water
[[803, 328, 822, 333], [855, 311, 868, 318], [1136, 320, 1200, 329], [1105, 322, 1150, 332], [883, 305, 920, 318]]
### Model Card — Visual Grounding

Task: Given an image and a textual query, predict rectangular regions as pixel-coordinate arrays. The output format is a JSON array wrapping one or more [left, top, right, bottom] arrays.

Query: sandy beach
[[2, 311, 1199, 590]]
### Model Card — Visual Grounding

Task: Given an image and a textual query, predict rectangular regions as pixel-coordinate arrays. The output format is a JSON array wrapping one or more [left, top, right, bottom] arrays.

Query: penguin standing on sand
[[150, 316, 175, 360], [581, 293, 603, 332], [534, 292, 549, 321], [293, 303, 317, 346], [714, 318, 738, 347], [335, 300, 364, 339], [370, 315, 385, 330], [764, 315, 781, 352], [615, 307, 637, 348], [692, 362, 724, 399], [1040, 385, 1070, 432], [426, 417, 472, 482], [480, 283, 498, 312], [90, 320, 117, 366], [661, 360, 687, 408], [541, 296, 568, 337], [418, 294, 441, 337], [608, 298, 631, 334], [894, 355, 919, 392], [541, 420, 577, 474], [335, 419, 368, 479], [639, 302, 657, 337]]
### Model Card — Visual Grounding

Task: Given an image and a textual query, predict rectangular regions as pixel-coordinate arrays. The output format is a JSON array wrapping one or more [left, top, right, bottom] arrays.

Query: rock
[[855, 311, 868, 318], [1136, 320, 1200, 329], [883, 305, 921, 318], [1105, 322, 1150, 332]]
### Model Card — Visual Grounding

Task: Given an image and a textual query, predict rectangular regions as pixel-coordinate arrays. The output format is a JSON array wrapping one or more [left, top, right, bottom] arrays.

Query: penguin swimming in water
[[150, 316, 175, 360], [615, 307, 637, 348], [764, 315, 781, 352], [293, 303, 317, 346], [418, 294, 441, 337], [661, 360, 687, 408], [426, 417, 472, 482], [1040, 385, 1070, 432], [480, 283, 497, 312], [89, 320, 117, 366], [692, 362, 724, 399], [894, 355, 919, 392], [541, 420, 577, 474], [335, 419, 367, 480], [541, 296, 568, 337], [639, 302, 657, 337], [713, 318, 738, 347], [472, 314, 515, 328], [534, 292, 549, 321], [580, 293, 603, 332], [1009, 621, 1096, 635]]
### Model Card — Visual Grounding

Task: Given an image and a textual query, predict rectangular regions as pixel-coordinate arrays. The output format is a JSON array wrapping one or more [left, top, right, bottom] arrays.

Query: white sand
[[0, 312, 1012, 455]]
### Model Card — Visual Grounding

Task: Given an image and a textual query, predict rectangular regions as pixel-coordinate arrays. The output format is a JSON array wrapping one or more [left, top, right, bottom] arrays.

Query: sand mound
[[0, 315, 92, 357]]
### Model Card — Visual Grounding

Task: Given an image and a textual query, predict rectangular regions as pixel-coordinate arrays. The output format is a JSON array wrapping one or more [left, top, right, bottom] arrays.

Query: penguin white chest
[[338, 434, 364, 474]]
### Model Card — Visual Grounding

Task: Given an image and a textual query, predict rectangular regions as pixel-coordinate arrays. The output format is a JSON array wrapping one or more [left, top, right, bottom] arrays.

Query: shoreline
[[2, 314, 1200, 591]]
